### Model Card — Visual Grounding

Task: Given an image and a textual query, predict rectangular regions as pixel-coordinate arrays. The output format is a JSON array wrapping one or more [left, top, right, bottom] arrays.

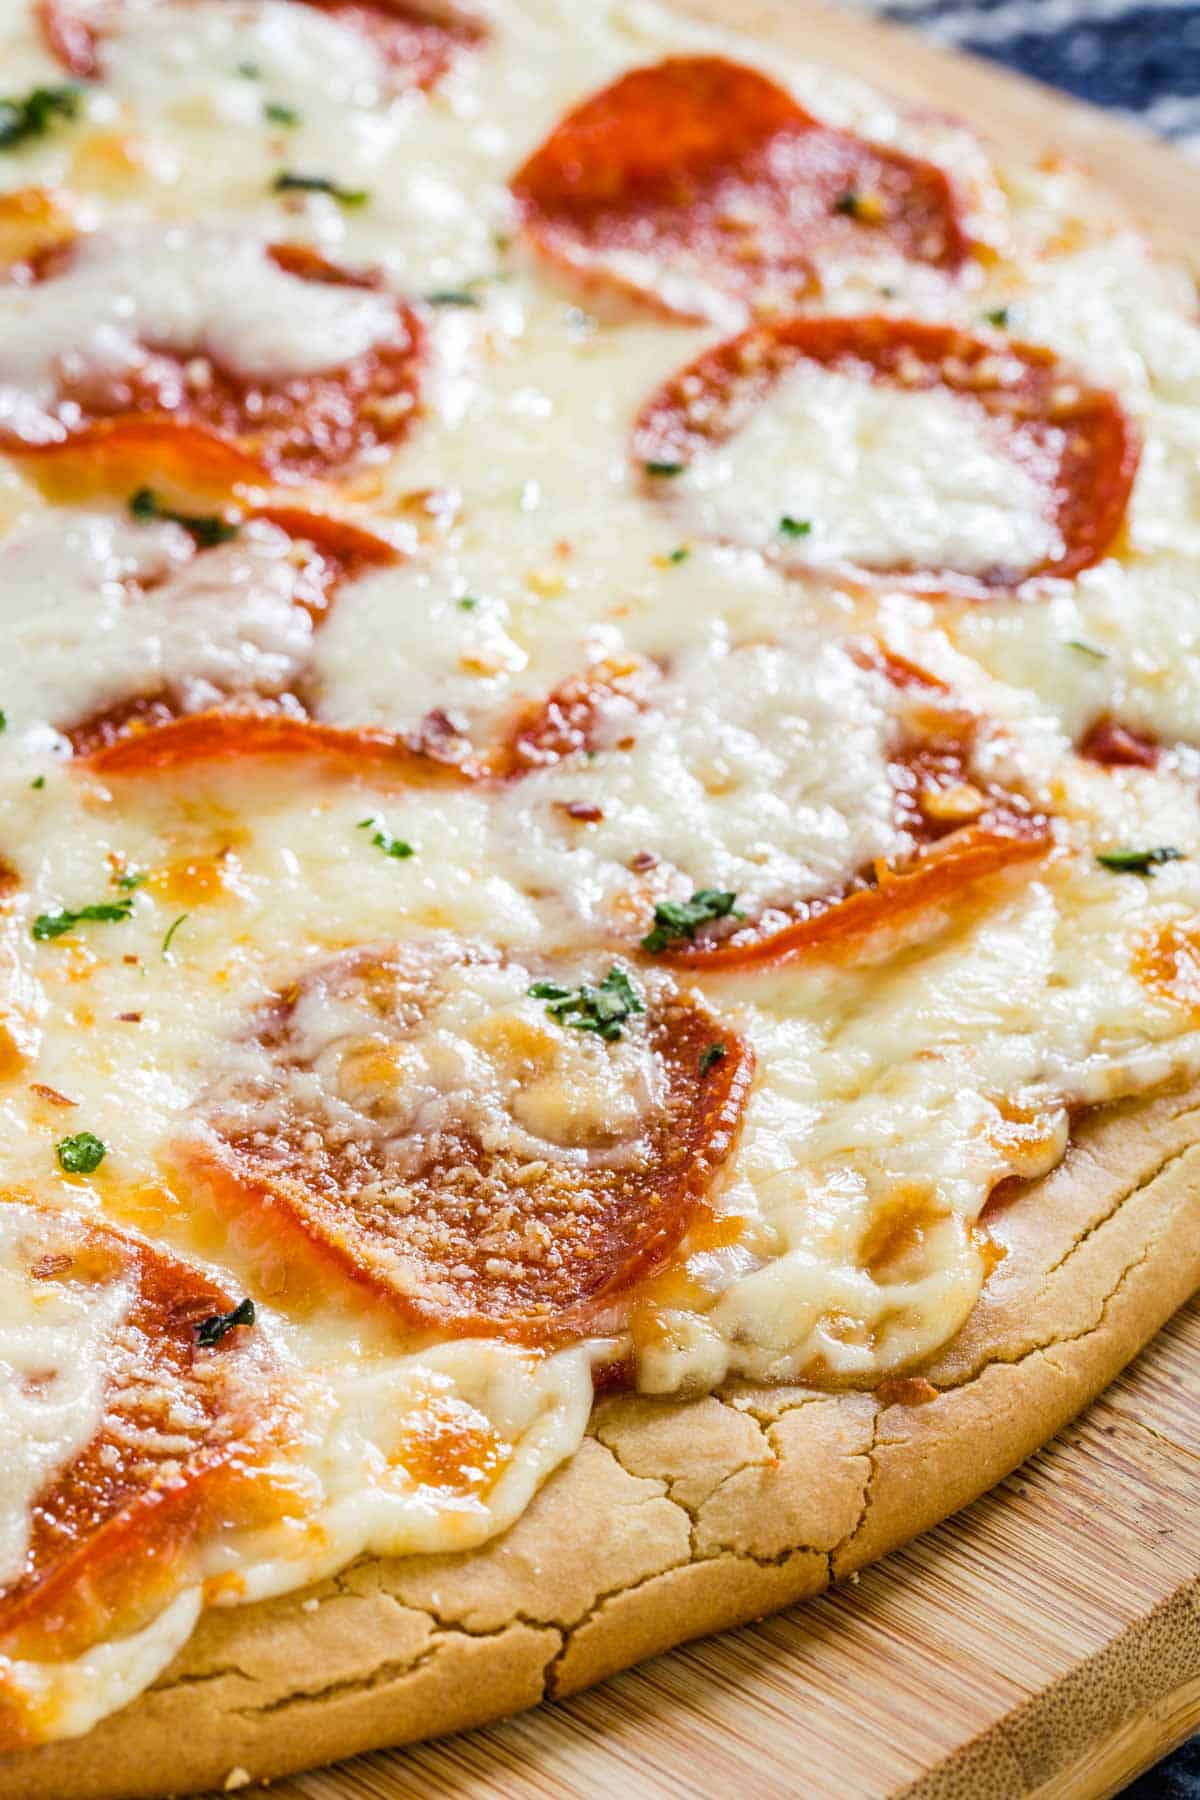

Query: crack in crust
[[1, 1083, 1197, 1798]]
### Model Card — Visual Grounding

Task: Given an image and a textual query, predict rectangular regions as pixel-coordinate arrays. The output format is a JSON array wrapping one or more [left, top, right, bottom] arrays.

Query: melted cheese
[[0, 510, 314, 744], [667, 361, 1061, 576], [0, 1209, 129, 1588], [0, 225, 399, 442], [0, 0, 1198, 1750]]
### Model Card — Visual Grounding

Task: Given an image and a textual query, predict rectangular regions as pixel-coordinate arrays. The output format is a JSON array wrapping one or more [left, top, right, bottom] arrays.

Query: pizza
[[0, 0, 1197, 1792]]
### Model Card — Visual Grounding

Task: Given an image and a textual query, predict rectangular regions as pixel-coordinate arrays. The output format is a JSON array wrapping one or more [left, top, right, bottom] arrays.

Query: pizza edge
[[3, 3, 1200, 1794], [3, 1080, 1198, 1800]]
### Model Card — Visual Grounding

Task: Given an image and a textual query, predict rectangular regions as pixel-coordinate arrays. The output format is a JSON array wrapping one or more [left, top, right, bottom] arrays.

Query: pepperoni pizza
[[0, 0, 1197, 1793]]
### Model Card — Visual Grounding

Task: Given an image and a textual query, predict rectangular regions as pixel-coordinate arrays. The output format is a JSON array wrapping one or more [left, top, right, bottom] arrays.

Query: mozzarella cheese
[[666, 361, 1061, 577], [0, 224, 399, 442], [0, 0, 1198, 1749]]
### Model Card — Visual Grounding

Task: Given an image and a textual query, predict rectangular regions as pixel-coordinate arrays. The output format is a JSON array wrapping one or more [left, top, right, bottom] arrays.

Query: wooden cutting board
[[247, 10, 1200, 1797]]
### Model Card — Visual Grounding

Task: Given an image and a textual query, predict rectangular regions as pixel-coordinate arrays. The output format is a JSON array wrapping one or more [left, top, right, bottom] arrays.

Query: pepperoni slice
[[641, 657, 1053, 970], [633, 315, 1139, 588], [511, 56, 968, 324], [38, 0, 485, 88], [187, 942, 753, 1344], [2, 237, 424, 481], [65, 507, 399, 760], [498, 656, 659, 776], [0, 1206, 288, 1675], [83, 708, 482, 783], [1079, 715, 1161, 769]]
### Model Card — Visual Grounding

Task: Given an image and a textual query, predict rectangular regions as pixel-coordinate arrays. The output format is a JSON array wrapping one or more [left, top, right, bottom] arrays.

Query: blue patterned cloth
[[847, 5, 1197, 1793], [861, 0, 1200, 153]]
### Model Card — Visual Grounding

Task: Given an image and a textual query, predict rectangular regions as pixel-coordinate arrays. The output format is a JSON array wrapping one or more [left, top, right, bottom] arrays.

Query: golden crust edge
[[1, 1081, 1198, 1800]]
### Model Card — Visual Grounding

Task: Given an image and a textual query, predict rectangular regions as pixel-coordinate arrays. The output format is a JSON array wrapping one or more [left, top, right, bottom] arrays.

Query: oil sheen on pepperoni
[[188, 942, 753, 1345]]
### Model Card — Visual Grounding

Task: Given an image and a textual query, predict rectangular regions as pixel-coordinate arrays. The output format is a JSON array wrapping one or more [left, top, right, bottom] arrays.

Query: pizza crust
[[3, 1083, 1197, 1800]]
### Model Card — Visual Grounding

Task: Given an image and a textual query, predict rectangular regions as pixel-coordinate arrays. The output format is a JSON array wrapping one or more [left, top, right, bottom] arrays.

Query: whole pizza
[[0, 0, 1197, 1792]]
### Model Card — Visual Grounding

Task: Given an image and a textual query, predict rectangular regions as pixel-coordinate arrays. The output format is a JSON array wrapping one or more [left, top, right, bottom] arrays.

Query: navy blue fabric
[[852, 4, 1197, 1793], [868, 0, 1200, 148]]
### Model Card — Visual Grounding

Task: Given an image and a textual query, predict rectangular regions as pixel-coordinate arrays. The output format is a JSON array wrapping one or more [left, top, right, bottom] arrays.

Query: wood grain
[[211, 9, 1198, 1796]]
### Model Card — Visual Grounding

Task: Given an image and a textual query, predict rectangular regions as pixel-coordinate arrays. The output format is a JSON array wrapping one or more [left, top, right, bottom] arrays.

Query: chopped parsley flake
[[1096, 846, 1182, 877], [457, 595, 480, 610], [984, 306, 1010, 327], [645, 460, 685, 477], [56, 1131, 106, 1175], [357, 817, 415, 860], [162, 912, 189, 958], [129, 487, 239, 548], [699, 1042, 727, 1077], [195, 1296, 256, 1348], [528, 965, 645, 1042], [0, 85, 79, 152], [424, 288, 482, 307], [1066, 639, 1108, 660], [779, 516, 811, 538], [0, 709, 6, 733], [33, 897, 135, 941], [114, 870, 146, 891], [272, 170, 368, 206], [237, 60, 261, 78], [642, 889, 743, 953], [264, 100, 300, 126], [31, 775, 44, 790], [668, 546, 689, 564]]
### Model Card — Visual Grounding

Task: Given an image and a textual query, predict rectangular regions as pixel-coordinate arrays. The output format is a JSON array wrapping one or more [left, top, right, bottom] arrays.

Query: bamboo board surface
[[231, 10, 1200, 1797]]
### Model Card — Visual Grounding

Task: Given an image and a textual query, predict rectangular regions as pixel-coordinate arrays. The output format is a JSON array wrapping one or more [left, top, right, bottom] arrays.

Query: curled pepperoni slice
[[38, 0, 485, 88], [641, 654, 1053, 970], [1, 234, 424, 481], [633, 315, 1139, 588], [186, 941, 753, 1344], [0, 1206, 290, 1679], [511, 56, 968, 324]]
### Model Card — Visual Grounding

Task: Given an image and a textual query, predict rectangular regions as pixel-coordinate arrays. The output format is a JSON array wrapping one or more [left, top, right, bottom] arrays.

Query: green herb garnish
[[33, 897, 135, 941], [195, 1296, 256, 1348], [457, 595, 480, 611], [162, 913, 189, 958], [642, 889, 743, 953], [527, 965, 645, 1042], [0, 86, 79, 152], [699, 1042, 727, 1077], [0, 710, 6, 732], [424, 288, 482, 307], [272, 170, 368, 206], [667, 546, 689, 564], [56, 1131, 106, 1175], [645, 461, 685, 478], [237, 60, 262, 78], [114, 871, 146, 891], [984, 306, 1010, 327], [357, 817, 414, 860], [129, 487, 239, 548], [779, 516, 811, 539], [1096, 847, 1182, 878], [264, 100, 300, 126], [31, 775, 44, 790], [1066, 639, 1108, 660]]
